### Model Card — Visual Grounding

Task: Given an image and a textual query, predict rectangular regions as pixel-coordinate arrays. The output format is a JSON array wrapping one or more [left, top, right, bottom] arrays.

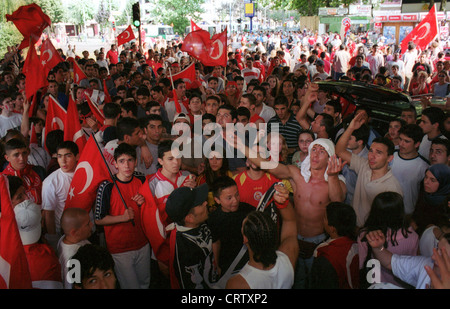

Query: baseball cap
[[166, 184, 209, 223], [14, 199, 42, 245], [173, 112, 191, 125]]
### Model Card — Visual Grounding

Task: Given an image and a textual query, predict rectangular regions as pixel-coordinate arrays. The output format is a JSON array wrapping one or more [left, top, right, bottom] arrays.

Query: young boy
[[95, 143, 150, 289], [0, 94, 22, 139], [71, 244, 119, 289], [208, 176, 254, 276], [140, 139, 196, 282], [42, 141, 80, 249]]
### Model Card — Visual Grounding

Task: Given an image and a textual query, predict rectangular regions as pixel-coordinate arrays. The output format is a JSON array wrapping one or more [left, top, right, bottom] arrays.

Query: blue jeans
[[292, 233, 327, 289]]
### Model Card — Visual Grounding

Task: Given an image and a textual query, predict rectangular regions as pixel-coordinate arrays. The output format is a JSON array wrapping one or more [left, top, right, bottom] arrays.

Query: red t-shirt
[[106, 50, 118, 65], [233, 171, 280, 208]]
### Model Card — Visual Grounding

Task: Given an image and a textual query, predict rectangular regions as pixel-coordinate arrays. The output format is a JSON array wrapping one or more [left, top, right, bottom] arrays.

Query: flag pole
[[91, 134, 135, 226]]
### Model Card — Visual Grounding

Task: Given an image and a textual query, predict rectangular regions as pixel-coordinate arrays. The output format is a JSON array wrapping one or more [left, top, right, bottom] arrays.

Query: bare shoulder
[[226, 274, 250, 289]]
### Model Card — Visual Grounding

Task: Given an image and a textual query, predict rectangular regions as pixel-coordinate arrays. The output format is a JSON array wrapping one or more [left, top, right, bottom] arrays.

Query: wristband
[[275, 199, 289, 209]]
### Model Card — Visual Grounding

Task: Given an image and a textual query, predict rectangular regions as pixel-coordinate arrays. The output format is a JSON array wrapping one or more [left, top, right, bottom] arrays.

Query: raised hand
[[327, 155, 347, 176]]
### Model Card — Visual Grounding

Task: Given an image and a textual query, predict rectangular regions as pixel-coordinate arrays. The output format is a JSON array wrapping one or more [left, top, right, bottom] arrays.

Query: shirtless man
[[225, 85, 346, 288]]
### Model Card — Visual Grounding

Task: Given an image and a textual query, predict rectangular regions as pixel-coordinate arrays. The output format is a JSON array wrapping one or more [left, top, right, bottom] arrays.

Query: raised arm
[[335, 111, 366, 164], [296, 83, 318, 129], [327, 155, 347, 202], [223, 130, 293, 180], [274, 184, 299, 269]]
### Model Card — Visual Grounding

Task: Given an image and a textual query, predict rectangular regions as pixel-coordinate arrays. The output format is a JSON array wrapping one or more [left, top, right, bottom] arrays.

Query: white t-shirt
[[57, 236, 91, 289], [259, 103, 276, 123], [239, 251, 294, 289], [41, 168, 75, 235], [0, 113, 22, 138], [390, 152, 429, 214]]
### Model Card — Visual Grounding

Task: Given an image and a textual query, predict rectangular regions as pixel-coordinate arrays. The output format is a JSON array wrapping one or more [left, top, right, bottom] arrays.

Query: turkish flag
[[139, 176, 170, 266], [23, 42, 48, 100], [65, 136, 112, 213], [190, 20, 202, 32], [0, 175, 33, 289], [67, 57, 88, 85], [401, 6, 438, 53], [85, 92, 106, 125], [40, 39, 64, 77], [181, 28, 227, 67], [64, 94, 87, 154], [6, 3, 51, 50], [103, 79, 112, 103], [117, 25, 136, 46], [43, 95, 66, 151], [169, 62, 196, 89]]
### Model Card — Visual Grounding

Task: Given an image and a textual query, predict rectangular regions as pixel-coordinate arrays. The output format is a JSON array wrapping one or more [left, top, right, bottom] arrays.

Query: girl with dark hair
[[358, 191, 419, 288]]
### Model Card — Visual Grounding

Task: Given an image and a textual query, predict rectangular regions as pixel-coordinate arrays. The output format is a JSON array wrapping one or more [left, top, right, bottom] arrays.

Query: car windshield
[[159, 28, 174, 35]]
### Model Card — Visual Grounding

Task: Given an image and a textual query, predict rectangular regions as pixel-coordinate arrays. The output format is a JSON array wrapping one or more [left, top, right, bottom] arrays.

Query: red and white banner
[[400, 5, 438, 53], [40, 38, 64, 77], [64, 94, 87, 153], [65, 136, 112, 213], [117, 25, 136, 46], [169, 62, 196, 89], [181, 28, 227, 67], [0, 175, 33, 289], [190, 20, 202, 32]]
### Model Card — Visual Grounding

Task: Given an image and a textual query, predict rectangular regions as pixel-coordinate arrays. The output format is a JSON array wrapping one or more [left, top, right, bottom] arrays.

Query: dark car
[[315, 80, 421, 136]]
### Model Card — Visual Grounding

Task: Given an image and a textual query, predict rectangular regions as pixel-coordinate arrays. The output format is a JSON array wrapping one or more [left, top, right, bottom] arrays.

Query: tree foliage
[[148, 0, 205, 34]]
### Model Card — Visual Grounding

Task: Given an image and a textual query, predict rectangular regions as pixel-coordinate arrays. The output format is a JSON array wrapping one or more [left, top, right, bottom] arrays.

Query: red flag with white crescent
[[181, 28, 227, 67], [117, 25, 136, 46], [64, 94, 87, 154], [23, 41, 48, 100], [0, 175, 33, 289], [400, 5, 438, 53], [40, 38, 64, 77], [64, 136, 112, 212], [43, 95, 66, 152]]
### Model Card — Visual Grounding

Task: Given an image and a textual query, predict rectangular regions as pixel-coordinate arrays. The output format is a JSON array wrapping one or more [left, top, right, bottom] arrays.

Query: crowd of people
[[0, 27, 449, 290]]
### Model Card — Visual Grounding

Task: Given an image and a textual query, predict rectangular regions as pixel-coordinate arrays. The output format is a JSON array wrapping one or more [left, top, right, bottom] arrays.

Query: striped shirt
[[267, 113, 303, 150]]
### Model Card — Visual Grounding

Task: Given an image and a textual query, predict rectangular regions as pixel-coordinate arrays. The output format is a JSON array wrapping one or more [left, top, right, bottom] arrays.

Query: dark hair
[[7, 175, 24, 199], [422, 106, 445, 130], [252, 85, 266, 97], [243, 211, 278, 268], [273, 95, 289, 107], [241, 93, 256, 106], [398, 124, 424, 144], [325, 99, 342, 115], [360, 192, 412, 247], [114, 142, 137, 160], [326, 202, 357, 240], [56, 141, 79, 157], [158, 139, 174, 159], [217, 104, 237, 119], [371, 137, 395, 156], [4, 138, 27, 153], [71, 244, 117, 289], [319, 113, 335, 137], [121, 101, 138, 118], [237, 106, 251, 119], [351, 125, 370, 146], [117, 117, 139, 141], [45, 129, 64, 155], [431, 137, 450, 155], [102, 103, 121, 119]]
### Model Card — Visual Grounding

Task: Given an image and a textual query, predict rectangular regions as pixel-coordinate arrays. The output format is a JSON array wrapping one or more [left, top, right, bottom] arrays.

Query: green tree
[[149, 0, 205, 34], [64, 0, 97, 26]]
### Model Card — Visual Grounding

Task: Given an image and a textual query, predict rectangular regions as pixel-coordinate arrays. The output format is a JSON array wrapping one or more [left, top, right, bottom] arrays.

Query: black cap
[[166, 183, 209, 223]]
